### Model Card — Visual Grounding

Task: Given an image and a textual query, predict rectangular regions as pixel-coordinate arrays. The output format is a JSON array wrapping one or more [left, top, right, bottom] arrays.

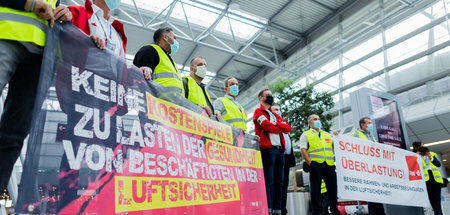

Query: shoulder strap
[[182, 77, 189, 98]]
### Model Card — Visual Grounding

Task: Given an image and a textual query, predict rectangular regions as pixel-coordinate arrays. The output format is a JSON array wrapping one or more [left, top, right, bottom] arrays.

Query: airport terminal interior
[[1, 0, 450, 214]]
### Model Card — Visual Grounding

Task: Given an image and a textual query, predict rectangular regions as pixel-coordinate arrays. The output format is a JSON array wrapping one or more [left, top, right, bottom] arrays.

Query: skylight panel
[[122, 0, 173, 16], [122, 0, 266, 40], [215, 14, 263, 40], [385, 13, 430, 43]]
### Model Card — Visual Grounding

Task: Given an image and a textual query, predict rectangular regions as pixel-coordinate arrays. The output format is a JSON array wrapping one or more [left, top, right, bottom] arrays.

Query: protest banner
[[15, 23, 267, 215], [334, 135, 430, 207]]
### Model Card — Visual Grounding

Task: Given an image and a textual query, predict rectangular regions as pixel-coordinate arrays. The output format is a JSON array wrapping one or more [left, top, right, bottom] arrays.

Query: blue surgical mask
[[195, 65, 207, 78], [275, 111, 282, 116], [229, 85, 239, 96], [314, 120, 322, 129], [105, 0, 121, 10], [367, 124, 373, 132], [170, 39, 179, 55]]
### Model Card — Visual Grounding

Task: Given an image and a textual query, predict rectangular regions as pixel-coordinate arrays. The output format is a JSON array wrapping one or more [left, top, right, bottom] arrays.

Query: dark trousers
[[310, 162, 339, 215], [426, 170, 443, 215], [320, 193, 329, 215], [0, 40, 42, 191], [368, 202, 385, 215], [261, 147, 285, 214], [281, 155, 290, 215]]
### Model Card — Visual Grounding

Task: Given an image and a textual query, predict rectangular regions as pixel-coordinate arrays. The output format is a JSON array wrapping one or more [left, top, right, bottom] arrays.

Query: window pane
[[385, 13, 431, 43], [387, 31, 429, 65], [343, 34, 382, 66]]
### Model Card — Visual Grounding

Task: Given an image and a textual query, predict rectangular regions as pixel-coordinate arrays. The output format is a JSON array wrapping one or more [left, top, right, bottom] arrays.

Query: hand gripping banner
[[15, 23, 267, 215]]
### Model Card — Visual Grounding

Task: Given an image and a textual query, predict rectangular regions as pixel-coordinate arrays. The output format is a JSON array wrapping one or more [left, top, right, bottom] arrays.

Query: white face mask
[[195, 65, 207, 78]]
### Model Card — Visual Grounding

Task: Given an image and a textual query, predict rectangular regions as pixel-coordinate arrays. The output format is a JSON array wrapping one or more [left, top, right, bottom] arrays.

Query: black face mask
[[265, 95, 274, 105]]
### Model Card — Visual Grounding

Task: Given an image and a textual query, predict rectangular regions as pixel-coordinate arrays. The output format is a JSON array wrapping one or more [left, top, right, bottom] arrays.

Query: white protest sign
[[334, 135, 430, 207]]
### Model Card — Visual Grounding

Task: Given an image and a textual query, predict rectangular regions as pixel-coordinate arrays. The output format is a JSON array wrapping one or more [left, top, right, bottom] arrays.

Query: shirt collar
[[310, 128, 321, 134], [92, 4, 115, 25], [357, 128, 369, 135], [225, 94, 238, 102]]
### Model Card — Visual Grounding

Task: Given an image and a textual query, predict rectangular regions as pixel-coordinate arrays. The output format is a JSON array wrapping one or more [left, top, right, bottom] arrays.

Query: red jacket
[[253, 104, 291, 150], [68, 0, 127, 54]]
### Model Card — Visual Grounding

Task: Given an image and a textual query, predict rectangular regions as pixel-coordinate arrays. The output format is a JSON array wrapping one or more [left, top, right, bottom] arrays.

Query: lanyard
[[95, 14, 112, 40]]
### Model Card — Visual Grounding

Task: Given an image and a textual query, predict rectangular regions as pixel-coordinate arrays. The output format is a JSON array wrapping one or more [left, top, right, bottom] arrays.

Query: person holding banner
[[214, 77, 247, 132], [271, 104, 296, 215], [182, 57, 220, 120], [0, 0, 72, 192], [254, 89, 291, 215], [353, 117, 386, 215], [413, 141, 443, 215], [133, 27, 184, 95], [68, 0, 127, 57], [300, 114, 339, 215]]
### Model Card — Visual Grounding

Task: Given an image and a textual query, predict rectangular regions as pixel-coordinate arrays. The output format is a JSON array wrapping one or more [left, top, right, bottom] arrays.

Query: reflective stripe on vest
[[184, 76, 213, 107], [321, 180, 327, 193], [226, 118, 245, 123], [153, 72, 181, 79], [352, 130, 377, 142], [146, 44, 184, 95], [219, 97, 247, 131], [305, 130, 334, 166], [422, 152, 443, 184], [0, 0, 56, 46]]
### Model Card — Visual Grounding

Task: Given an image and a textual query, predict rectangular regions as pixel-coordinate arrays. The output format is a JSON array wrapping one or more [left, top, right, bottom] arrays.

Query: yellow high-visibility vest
[[422, 152, 443, 184], [146, 44, 184, 95], [183, 76, 213, 110], [304, 130, 334, 166], [352, 130, 377, 142], [219, 97, 247, 131], [0, 0, 57, 46]]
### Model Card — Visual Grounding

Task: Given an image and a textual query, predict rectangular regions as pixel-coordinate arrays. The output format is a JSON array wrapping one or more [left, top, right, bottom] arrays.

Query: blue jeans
[[261, 147, 285, 214], [0, 40, 42, 191]]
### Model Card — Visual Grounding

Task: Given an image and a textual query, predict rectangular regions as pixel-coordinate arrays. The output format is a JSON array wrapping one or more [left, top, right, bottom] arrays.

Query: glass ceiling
[[121, 0, 266, 40], [289, 0, 450, 96]]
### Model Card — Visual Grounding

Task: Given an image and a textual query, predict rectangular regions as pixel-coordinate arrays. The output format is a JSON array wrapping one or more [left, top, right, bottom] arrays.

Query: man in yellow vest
[[300, 114, 339, 215], [353, 117, 377, 142], [133, 27, 184, 96], [413, 141, 443, 215], [0, 0, 72, 191], [182, 57, 221, 120], [353, 117, 386, 215], [214, 76, 247, 132]]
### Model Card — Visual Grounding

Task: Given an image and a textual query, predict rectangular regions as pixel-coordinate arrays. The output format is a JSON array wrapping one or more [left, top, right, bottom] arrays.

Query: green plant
[[269, 78, 336, 160]]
